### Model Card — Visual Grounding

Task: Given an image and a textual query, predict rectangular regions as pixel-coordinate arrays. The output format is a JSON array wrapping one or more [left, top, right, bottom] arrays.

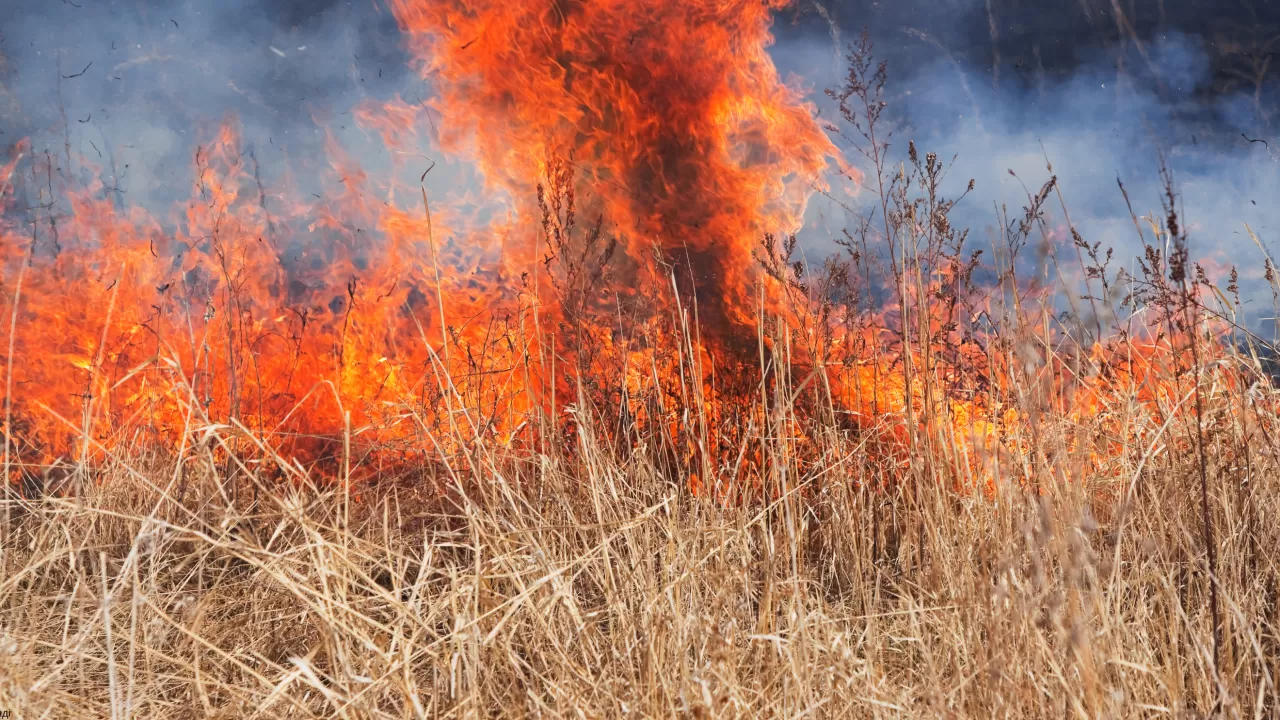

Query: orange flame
[[388, 0, 837, 342], [0, 2, 1255, 500]]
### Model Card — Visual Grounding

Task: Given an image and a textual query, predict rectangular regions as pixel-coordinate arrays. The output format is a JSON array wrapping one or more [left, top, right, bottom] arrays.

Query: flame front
[[0, 1, 1258, 497], [389, 0, 836, 342]]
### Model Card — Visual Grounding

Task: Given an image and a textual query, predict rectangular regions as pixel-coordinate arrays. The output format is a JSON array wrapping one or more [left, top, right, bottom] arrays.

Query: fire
[[0, 1, 1258, 498], [388, 0, 837, 342]]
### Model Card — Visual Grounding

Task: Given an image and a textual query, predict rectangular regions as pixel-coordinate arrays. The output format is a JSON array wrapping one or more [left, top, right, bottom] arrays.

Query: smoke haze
[[3, 0, 1278, 330], [775, 2, 1280, 334]]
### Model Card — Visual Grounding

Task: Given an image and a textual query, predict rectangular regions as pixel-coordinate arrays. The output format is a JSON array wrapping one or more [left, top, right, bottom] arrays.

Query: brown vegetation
[[3, 28, 1279, 720]]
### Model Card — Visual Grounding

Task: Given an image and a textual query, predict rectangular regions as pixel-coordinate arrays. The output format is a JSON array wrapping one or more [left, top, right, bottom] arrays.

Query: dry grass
[[4, 32, 1280, 720], [1, 341, 1278, 719]]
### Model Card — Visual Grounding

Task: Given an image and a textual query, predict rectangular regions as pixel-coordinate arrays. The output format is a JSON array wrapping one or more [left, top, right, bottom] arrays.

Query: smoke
[[774, 13, 1280, 335], [2, 0, 409, 125], [4, 0, 1279, 333], [0, 0, 464, 209]]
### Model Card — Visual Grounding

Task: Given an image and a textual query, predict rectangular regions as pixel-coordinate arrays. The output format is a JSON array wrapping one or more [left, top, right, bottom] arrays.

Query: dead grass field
[[3, 30, 1279, 720], [1, 327, 1278, 719]]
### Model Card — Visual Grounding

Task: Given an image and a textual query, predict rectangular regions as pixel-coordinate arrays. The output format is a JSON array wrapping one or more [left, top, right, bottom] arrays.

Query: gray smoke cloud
[[0, 0, 461, 210], [774, 21, 1280, 336], [3, 0, 1279, 333]]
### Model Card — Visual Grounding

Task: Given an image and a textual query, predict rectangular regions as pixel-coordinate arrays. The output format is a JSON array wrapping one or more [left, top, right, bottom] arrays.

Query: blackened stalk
[[1185, 285, 1222, 677], [1165, 166, 1222, 678]]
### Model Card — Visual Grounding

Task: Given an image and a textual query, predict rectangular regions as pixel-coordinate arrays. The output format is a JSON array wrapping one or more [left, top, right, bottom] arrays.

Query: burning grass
[[1, 327, 1278, 717], [1, 13, 1280, 719]]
